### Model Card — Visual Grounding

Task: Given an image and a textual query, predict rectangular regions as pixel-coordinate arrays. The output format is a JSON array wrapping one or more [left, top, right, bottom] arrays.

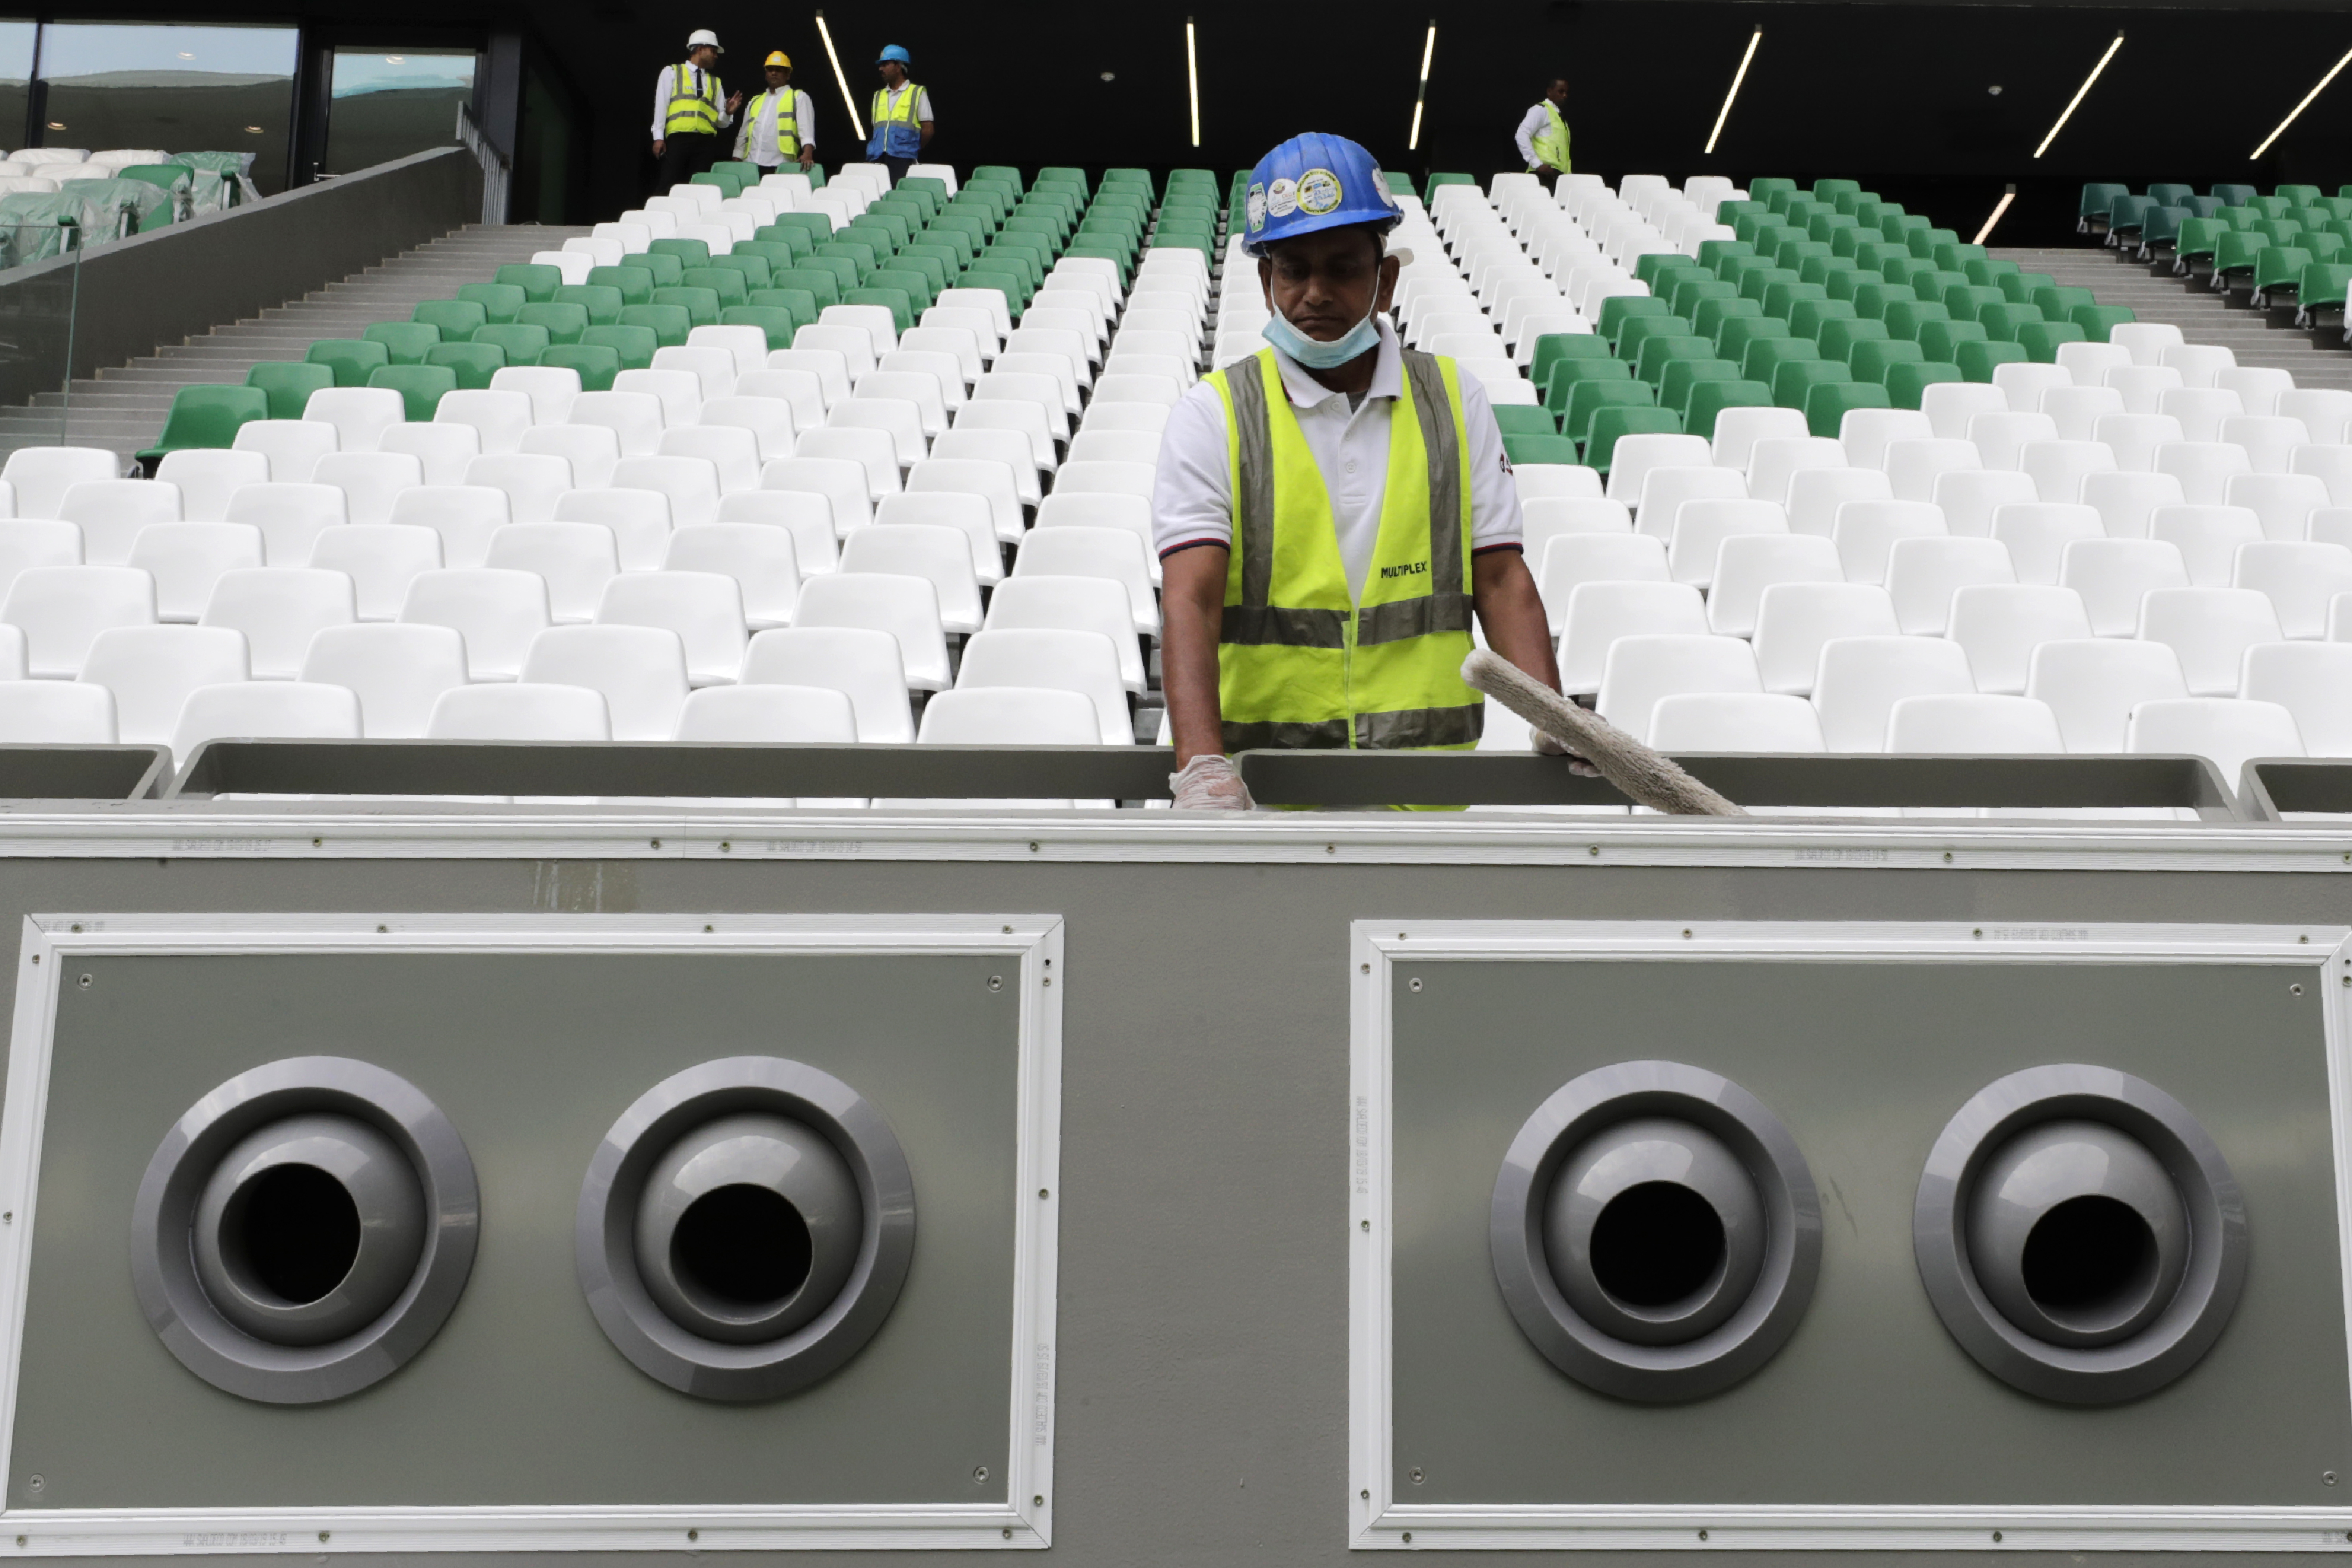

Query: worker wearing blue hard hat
[[866, 44, 933, 183], [1153, 132, 1574, 810]]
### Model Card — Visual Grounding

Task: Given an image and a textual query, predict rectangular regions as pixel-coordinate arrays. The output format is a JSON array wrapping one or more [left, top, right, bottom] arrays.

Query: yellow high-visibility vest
[[868, 81, 925, 157], [741, 89, 799, 155], [1204, 346, 1482, 753], [664, 63, 724, 136], [1532, 101, 1572, 173]]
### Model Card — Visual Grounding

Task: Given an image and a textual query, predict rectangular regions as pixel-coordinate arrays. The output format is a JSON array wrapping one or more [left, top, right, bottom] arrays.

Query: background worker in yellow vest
[[1152, 132, 1572, 812], [650, 29, 741, 192], [735, 52, 817, 175], [1516, 78, 1573, 190]]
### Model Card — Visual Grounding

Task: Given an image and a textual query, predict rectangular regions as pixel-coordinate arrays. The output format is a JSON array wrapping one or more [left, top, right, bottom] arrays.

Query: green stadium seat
[[492, 263, 562, 303], [1692, 296, 1763, 342], [423, 343, 505, 390], [540, 345, 622, 393], [616, 306, 686, 350], [305, 339, 390, 387], [1584, 407, 1683, 475], [2017, 322, 2087, 361], [1685, 380, 1773, 439], [1957, 340, 2028, 380], [1743, 337, 1821, 386], [516, 302, 590, 346], [554, 284, 625, 326], [1887, 360, 1964, 410], [1819, 318, 1890, 364], [1806, 380, 1889, 437], [1616, 314, 1692, 366], [456, 282, 527, 324], [367, 364, 457, 421], [472, 323, 551, 366], [745, 288, 819, 331], [412, 300, 486, 342], [1543, 358, 1634, 416], [1718, 316, 1791, 364], [1773, 359, 1850, 409], [720, 306, 802, 350], [1504, 429, 1583, 466], [651, 286, 722, 328], [1597, 294, 1672, 345], [2078, 184, 2129, 230], [1661, 359, 1742, 416], [1562, 380, 1657, 443], [582, 325, 660, 370], [246, 361, 335, 420], [647, 238, 712, 269], [1850, 339, 1925, 386], [587, 266, 654, 306], [1634, 334, 1713, 386], [1977, 303, 2045, 343], [2254, 246, 2315, 303], [679, 267, 749, 307], [2070, 304, 2135, 342], [1883, 300, 1951, 341], [1490, 405, 1559, 437], [363, 322, 440, 365], [1920, 320, 1989, 362], [2212, 184, 2258, 208], [2298, 264, 2352, 323], [137, 384, 269, 462], [1529, 334, 1614, 390]]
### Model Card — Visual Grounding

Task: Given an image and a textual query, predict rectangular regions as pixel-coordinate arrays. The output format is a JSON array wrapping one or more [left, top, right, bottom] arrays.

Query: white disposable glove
[[1170, 753, 1254, 811], [1531, 727, 1604, 777]]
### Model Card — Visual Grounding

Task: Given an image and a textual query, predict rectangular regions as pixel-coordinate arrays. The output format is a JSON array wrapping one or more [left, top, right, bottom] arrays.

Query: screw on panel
[[2294, 984, 2306, 995], [1402, 1532, 1412, 1544], [1361, 1219, 1370, 1231], [312, 838, 322, 848], [703, 925, 713, 933], [1588, 845, 1599, 856], [651, 839, 662, 848], [376, 925, 387, 934], [1992, 1531, 2003, 1542], [1409, 977, 1423, 992], [1030, 842, 1041, 853], [974, 1466, 989, 1482], [1361, 963, 1371, 973], [75, 975, 89, 989], [1360, 1490, 1370, 1501], [988, 976, 1004, 991], [1972, 928, 1984, 938], [318, 1532, 329, 1544], [1681, 929, 1693, 939], [1002, 1527, 1014, 1539], [1943, 851, 1954, 863], [1698, 1529, 1709, 1542], [66, 924, 79, 933], [1038, 1188, 1049, 1199], [1409, 1468, 1424, 1484], [25, 1478, 39, 1494], [1003, 925, 1013, 933], [2328, 1472, 2340, 1485], [719, 841, 731, 853], [687, 1528, 698, 1541]]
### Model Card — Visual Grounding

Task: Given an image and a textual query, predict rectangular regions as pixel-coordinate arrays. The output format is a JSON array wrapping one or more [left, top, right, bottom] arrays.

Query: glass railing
[[0, 222, 82, 447]]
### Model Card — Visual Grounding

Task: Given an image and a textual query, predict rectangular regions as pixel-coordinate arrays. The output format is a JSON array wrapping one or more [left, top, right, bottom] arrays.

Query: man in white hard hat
[[651, 28, 743, 191]]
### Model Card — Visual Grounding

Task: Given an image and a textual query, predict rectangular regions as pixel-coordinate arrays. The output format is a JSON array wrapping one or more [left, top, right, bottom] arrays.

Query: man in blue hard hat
[[1152, 132, 1571, 811], [866, 45, 933, 183]]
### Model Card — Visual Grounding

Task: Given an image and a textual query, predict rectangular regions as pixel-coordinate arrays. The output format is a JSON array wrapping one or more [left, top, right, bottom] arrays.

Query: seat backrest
[[426, 682, 610, 741], [463, 454, 575, 524], [77, 624, 249, 745], [789, 570, 951, 690], [1750, 582, 1903, 695], [153, 450, 270, 524], [1810, 635, 1977, 751], [298, 622, 467, 738], [485, 521, 620, 623], [311, 451, 424, 526], [1945, 582, 2093, 694], [518, 622, 691, 741], [739, 625, 913, 741], [2124, 696, 2302, 781], [594, 570, 748, 683], [197, 567, 355, 680], [0, 447, 119, 517], [1883, 692, 2063, 754], [398, 567, 552, 681], [0, 678, 115, 742], [955, 627, 1130, 744], [301, 388, 406, 454], [170, 680, 361, 758]]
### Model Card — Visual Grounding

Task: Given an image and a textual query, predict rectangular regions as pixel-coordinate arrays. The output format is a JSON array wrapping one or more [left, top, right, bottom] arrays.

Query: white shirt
[[1515, 102, 1556, 169], [652, 64, 735, 140], [735, 87, 815, 165], [872, 83, 933, 126], [1151, 317, 1523, 604]]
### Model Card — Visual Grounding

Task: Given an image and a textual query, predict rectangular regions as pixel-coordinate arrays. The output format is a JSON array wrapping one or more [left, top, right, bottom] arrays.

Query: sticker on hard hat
[[1246, 182, 1267, 233], [1265, 178, 1298, 220], [1296, 168, 1342, 215]]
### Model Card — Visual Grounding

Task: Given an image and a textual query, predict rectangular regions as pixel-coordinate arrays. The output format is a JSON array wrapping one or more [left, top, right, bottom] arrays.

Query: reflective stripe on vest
[[868, 82, 923, 157], [665, 63, 723, 136], [1208, 346, 1481, 753], [744, 90, 799, 155], [1532, 101, 1571, 172]]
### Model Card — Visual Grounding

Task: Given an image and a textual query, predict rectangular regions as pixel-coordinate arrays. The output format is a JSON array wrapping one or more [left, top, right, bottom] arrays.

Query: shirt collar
[[1269, 315, 1403, 410]]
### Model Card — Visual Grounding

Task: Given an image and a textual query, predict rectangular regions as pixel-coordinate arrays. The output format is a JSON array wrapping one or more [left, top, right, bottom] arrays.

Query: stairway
[[1994, 241, 2352, 392], [0, 223, 591, 469]]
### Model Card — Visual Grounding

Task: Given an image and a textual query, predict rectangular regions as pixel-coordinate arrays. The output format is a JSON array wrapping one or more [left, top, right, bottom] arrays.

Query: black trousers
[[654, 130, 721, 192], [869, 153, 916, 183]]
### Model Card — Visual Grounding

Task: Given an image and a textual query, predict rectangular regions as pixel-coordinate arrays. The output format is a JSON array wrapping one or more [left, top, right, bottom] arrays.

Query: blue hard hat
[[876, 43, 911, 65], [1241, 131, 1402, 257]]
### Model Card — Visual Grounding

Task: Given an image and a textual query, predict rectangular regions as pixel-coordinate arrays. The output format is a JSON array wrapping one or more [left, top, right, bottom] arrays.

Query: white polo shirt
[[1150, 317, 1524, 603]]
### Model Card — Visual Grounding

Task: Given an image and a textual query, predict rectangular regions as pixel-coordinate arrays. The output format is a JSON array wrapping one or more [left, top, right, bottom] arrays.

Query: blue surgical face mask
[[1263, 296, 1383, 370]]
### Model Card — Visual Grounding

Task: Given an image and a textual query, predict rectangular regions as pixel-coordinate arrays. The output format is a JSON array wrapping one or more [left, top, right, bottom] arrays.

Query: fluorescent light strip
[[2251, 42, 2352, 160], [815, 10, 864, 141], [1972, 185, 2017, 245], [2033, 31, 2122, 159], [1705, 28, 1762, 156], [1186, 18, 1201, 148], [1407, 22, 1435, 151]]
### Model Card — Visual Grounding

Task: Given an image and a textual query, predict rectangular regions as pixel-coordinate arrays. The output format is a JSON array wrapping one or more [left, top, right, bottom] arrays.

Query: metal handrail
[[456, 103, 510, 226]]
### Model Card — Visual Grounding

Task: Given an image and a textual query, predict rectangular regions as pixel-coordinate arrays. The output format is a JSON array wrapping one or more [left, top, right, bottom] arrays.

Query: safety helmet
[[764, 50, 792, 67], [1241, 131, 1402, 257], [876, 44, 912, 65], [685, 28, 722, 52]]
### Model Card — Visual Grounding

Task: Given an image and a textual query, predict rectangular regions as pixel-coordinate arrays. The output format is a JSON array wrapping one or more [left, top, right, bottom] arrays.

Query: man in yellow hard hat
[[735, 51, 817, 175]]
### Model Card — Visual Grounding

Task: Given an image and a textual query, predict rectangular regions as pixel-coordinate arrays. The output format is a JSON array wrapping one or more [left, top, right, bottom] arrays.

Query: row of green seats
[[682, 158, 827, 201]]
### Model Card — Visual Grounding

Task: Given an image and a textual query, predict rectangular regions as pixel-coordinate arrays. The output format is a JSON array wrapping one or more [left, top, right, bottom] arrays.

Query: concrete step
[[0, 222, 594, 465]]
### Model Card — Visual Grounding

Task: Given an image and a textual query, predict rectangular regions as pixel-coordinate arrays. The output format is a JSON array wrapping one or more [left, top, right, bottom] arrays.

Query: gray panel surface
[[10, 952, 1017, 1511], [1390, 958, 2352, 1507], [0, 852, 2349, 1565]]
